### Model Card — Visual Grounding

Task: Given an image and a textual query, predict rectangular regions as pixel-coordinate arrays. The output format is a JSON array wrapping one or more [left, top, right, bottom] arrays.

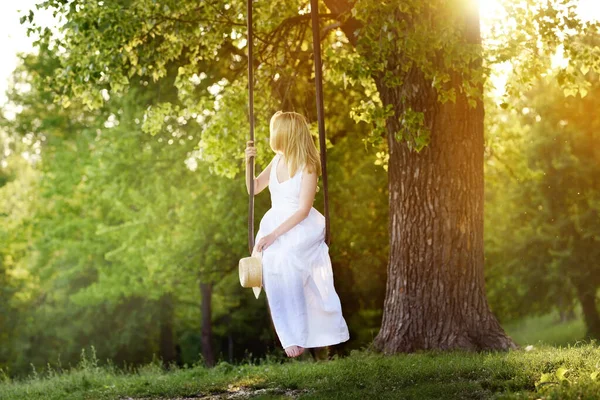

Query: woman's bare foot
[[284, 345, 305, 357]]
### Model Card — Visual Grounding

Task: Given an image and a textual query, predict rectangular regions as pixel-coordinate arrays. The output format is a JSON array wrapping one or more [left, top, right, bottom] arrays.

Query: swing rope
[[247, 0, 331, 255], [309, 0, 331, 248], [247, 0, 256, 255]]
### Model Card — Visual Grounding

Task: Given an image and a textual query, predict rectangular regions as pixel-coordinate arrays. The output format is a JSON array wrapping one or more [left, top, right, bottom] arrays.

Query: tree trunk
[[373, 4, 514, 353], [200, 282, 216, 367], [574, 282, 600, 340], [371, 72, 516, 352], [557, 295, 576, 323], [159, 293, 177, 365], [323, 0, 516, 352], [228, 332, 234, 363]]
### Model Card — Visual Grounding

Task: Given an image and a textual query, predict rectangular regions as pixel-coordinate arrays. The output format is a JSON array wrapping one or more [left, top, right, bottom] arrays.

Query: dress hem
[[281, 334, 350, 349]]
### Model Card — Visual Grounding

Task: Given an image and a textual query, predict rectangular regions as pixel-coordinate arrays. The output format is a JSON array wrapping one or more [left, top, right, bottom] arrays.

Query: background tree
[[485, 58, 600, 339], [24, 0, 599, 353], [0, 5, 390, 374]]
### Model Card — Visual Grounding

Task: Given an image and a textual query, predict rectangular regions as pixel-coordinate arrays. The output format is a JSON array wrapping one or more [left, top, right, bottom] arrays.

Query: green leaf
[[555, 367, 569, 381], [580, 65, 590, 75], [539, 373, 554, 383], [563, 87, 577, 97]]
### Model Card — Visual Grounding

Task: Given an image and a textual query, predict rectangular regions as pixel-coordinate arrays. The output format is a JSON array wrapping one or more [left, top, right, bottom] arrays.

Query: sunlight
[[479, 0, 600, 100], [479, 0, 506, 20], [479, 0, 600, 26], [577, 0, 600, 22]]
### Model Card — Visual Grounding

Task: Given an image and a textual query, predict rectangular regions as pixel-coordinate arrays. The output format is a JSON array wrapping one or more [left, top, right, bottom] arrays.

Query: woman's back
[[268, 153, 306, 211]]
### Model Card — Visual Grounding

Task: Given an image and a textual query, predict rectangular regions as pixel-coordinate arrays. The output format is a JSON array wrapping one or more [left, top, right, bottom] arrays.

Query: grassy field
[[1, 343, 600, 400], [504, 311, 586, 348], [1, 314, 598, 400]]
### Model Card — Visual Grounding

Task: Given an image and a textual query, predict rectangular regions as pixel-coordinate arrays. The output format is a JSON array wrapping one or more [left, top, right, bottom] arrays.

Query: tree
[[26, 0, 598, 353], [0, 45, 268, 373], [0, 154, 37, 373], [485, 64, 600, 339], [313, 0, 598, 351], [316, 0, 516, 352]]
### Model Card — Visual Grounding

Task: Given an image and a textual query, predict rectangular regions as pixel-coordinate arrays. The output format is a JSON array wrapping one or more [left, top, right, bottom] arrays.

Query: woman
[[245, 111, 350, 358]]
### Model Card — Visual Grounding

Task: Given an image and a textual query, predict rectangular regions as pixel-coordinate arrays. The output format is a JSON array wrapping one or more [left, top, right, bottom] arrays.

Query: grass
[[1, 314, 597, 399], [504, 312, 586, 348], [1, 343, 600, 400]]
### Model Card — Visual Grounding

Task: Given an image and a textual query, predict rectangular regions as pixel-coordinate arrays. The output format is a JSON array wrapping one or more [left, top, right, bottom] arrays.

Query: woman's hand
[[245, 140, 257, 164], [255, 232, 277, 252]]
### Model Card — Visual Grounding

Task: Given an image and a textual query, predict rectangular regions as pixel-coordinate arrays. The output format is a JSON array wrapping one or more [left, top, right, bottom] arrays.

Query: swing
[[239, 0, 331, 297]]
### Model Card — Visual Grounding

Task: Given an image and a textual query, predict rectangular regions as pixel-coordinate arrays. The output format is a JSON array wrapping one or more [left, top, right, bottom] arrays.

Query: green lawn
[[1, 343, 599, 400], [504, 312, 586, 348], [2, 314, 598, 400]]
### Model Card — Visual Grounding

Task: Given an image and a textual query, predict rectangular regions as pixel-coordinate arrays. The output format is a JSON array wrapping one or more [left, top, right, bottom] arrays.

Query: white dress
[[254, 153, 350, 349]]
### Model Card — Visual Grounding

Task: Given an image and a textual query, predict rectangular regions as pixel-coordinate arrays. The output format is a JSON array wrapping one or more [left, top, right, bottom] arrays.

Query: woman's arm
[[254, 165, 318, 252], [245, 140, 273, 195], [246, 158, 272, 195]]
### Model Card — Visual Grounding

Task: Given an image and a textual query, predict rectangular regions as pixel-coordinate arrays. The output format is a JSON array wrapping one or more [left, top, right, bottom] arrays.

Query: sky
[[0, 0, 56, 106], [0, 0, 599, 107]]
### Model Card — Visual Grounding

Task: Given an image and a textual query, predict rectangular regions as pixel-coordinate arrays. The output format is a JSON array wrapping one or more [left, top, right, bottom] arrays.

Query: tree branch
[[322, 0, 362, 46]]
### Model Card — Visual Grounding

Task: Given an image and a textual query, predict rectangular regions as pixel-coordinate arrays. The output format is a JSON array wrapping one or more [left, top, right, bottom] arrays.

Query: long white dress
[[253, 152, 350, 349]]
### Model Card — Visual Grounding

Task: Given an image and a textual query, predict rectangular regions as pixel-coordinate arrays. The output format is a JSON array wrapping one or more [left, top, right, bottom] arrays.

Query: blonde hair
[[269, 111, 322, 179]]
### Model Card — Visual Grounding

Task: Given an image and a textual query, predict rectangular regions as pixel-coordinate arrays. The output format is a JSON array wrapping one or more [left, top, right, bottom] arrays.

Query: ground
[[1, 311, 598, 400], [1, 342, 599, 400]]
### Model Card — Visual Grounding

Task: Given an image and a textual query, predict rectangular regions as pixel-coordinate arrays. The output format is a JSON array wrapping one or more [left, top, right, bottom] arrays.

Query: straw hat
[[239, 248, 262, 299]]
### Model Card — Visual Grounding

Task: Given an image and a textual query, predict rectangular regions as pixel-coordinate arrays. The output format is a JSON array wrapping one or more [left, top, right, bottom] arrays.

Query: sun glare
[[577, 0, 600, 21], [479, 0, 600, 100], [479, 0, 600, 25], [479, 0, 505, 19]]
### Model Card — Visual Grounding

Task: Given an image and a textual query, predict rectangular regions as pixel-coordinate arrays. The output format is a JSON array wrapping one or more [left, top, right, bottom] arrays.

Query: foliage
[[0, 8, 389, 373], [484, 45, 600, 332], [485, 0, 600, 105], [28, 0, 600, 161], [0, 46, 277, 375], [2, 0, 599, 377]]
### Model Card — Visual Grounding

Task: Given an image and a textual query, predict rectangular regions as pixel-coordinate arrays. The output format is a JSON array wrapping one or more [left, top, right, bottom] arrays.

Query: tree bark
[[324, 0, 516, 353], [200, 282, 216, 367]]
